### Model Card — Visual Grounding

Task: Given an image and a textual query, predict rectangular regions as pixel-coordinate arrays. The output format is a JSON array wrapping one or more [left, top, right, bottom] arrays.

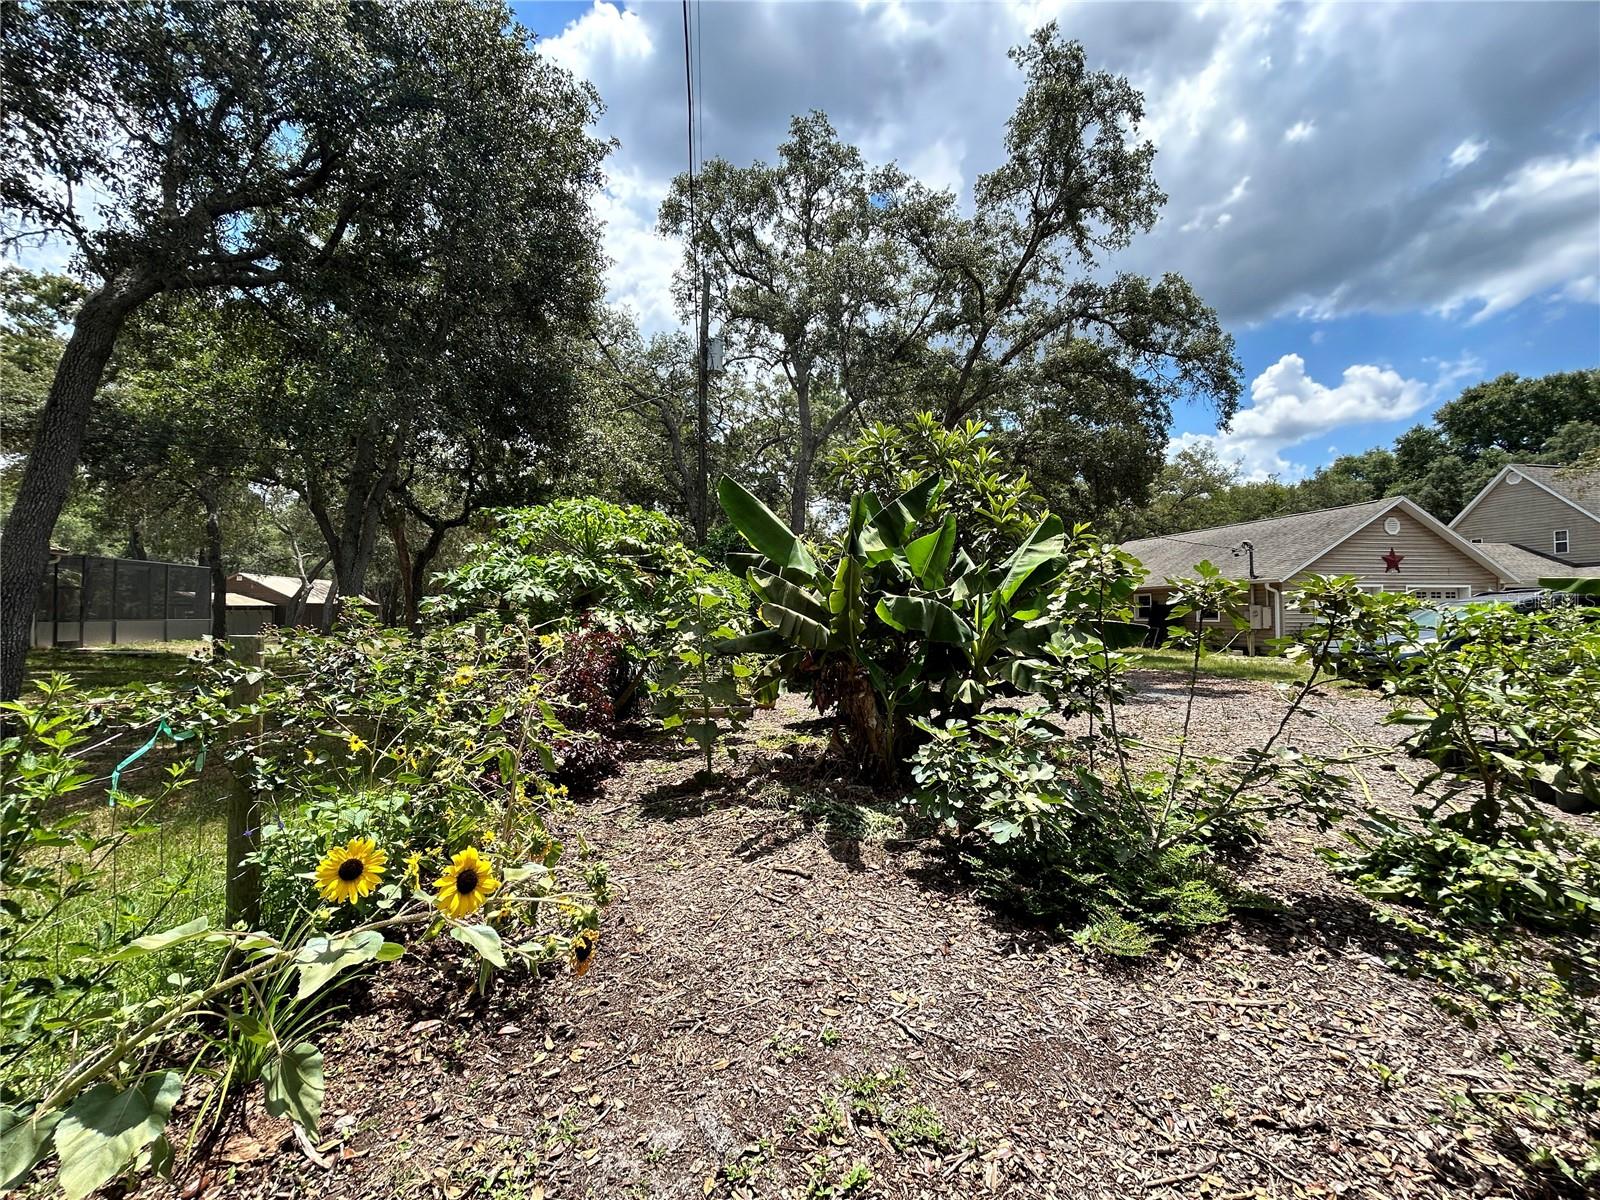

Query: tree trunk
[[387, 505, 415, 629], [198, 484, 229, 641], [0, 273, 156, 700], [125, 518, 148, 560]]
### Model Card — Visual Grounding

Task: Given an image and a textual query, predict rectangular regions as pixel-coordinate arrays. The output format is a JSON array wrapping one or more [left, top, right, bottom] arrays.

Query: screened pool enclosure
[[32, 552, 213, 647]]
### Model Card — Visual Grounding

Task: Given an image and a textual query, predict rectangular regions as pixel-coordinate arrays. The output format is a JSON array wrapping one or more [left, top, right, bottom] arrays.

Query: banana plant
[[715, 475, 1141, 776]]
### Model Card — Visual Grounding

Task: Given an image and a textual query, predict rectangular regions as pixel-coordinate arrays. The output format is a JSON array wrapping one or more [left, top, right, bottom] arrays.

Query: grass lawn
[[6, 643, 230, 1090], [24, 641, 205, 695], [1128, 644, 1311, 683]]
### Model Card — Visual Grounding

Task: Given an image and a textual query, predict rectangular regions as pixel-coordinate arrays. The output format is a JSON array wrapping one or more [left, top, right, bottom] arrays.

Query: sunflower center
[[337, 857, 366, 882], [455, 868, 480, 894]]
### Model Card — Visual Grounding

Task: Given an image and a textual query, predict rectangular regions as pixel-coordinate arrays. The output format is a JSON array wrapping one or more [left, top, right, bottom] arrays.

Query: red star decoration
[[1381, 546, 1404, 573]]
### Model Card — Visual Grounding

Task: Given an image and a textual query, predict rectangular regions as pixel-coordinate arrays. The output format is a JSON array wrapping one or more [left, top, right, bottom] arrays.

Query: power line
[[680, 0, 697, 258]]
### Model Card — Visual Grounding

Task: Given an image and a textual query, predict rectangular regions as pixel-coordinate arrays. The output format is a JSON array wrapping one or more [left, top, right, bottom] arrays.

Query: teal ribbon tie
[[109, 720, 208, 803]]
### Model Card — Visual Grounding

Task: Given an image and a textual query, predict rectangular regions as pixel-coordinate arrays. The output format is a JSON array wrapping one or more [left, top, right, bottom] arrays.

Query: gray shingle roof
[[1120, 498, 1398, 585], [1507, 464, 1600, 516], [1471, 541, 1573, 583]]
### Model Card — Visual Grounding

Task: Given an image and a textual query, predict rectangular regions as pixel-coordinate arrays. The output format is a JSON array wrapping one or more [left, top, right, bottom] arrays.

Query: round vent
[[1384, 517, 1402, 535], [1507, 471, 1522, 485]]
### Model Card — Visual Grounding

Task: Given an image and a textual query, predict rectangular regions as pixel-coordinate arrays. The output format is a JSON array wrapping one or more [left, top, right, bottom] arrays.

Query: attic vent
[[1384, 517, 1402, 535], [1507, 471, 1522, 485]]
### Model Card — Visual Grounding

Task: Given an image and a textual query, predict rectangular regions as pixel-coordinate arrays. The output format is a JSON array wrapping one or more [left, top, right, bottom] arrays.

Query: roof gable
[[1121, 496, 1508, 585], [1451, 464, 1600, 529]]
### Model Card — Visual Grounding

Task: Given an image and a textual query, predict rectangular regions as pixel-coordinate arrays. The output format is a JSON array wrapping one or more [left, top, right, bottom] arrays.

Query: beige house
[[1121, 496, 1515, 644], [1450, 463, 1600, 583], [224, 572, 375, 634]]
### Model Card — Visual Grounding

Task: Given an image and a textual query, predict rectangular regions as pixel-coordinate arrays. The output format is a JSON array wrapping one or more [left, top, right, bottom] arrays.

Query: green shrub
[[715, 474, 1143, 776], [1326, 809, 1599, 931]]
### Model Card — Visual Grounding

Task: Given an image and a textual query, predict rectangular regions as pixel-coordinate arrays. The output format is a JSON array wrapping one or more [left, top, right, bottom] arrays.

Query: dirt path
[[151, 674, 1565, 1200]]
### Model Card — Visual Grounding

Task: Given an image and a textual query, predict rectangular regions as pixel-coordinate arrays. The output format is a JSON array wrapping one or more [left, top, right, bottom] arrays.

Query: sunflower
[[314, 837, 387, 904], [433, 847, 500, 919], [569, 928, 599, 977]]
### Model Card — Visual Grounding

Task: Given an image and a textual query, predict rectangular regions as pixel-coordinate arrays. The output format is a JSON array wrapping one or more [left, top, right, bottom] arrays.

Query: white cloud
[[539, 1, 653, 79], [1447, 137, 1487, 170], [532, 0, 1599, 336], [590, 167, 683, 334], [1170, 352, 1476, 480]]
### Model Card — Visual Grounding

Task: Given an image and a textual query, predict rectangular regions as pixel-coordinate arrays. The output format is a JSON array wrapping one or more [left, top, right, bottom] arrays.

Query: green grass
[[25, 643, 201, 695], [1128, 646, 1310, 683], [5, 644, 229, 1091]]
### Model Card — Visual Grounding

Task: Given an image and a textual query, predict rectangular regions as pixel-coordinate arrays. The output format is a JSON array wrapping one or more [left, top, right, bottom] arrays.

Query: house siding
[[1282, 510, 1502, 633], [1452, 474, 1600, 564]]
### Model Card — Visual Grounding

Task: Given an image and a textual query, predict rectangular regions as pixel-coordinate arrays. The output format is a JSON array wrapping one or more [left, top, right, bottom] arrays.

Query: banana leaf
[[749, 571, 833, 650], [860, 475, 943, 562], [994, 514, 1067, 607], [904, 515, 957, 591], [875, 594, 974, 645], [718, 476, 818, 575]]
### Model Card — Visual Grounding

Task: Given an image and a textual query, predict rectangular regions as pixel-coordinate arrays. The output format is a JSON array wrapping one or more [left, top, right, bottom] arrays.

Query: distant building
[[1450, 463, 1600, 585], [1120, 496, 1518, 645], [31, 550, 213, 648], [224, 572, 375, 634]]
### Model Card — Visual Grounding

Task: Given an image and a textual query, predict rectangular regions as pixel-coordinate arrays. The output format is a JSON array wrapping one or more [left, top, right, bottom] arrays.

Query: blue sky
[[517, 0, 1600, 480]]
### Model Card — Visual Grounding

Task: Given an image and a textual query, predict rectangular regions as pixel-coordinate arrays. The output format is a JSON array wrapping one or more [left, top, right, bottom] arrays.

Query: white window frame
[[1554, 529, 1570, 555], [1136, 593, 1152, 611], [1404, 584, 1469, 600]]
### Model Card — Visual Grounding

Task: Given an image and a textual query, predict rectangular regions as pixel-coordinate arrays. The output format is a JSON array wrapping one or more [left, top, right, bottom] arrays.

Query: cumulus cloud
[[1170, 352, 1481, 480], [534, 0, 1599, 334]]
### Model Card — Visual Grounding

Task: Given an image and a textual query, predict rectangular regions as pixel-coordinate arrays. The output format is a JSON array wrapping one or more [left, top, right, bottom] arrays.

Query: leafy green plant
[[0, 613, 611, 1197], [716, 474, 1142, 776], [826, 412, 1046, 559]]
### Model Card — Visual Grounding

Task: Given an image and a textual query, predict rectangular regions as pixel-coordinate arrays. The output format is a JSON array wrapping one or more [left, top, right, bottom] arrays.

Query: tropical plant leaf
[[0, 1106, 59, 1191], [904, 515, 957, 590], [718, 476, 817, 575], [54, 1072, 182, 1200], [995, 514, 1066, 607], [860, 475, 943, 561], [875, 595, 973, 645], [100, 916, 211, 962], [294, 929, 385, 1001], [709, 628, 789, 655], [450, 922, 506, 967], [263, 1043, 324, 1134], [749, 571, 833, 650]]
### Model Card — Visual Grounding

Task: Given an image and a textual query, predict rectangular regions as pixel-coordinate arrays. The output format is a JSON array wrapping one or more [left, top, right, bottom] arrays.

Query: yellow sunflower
[[314, 837, 387, 904], [569, 928, 600, 977], [433, 847, 500, 919]]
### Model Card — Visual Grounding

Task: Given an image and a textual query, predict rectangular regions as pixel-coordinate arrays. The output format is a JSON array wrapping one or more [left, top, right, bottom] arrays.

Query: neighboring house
[[224, 573, 374, 634], [1121, 496, 1514, 644], [1450, 463, 1600, 572]]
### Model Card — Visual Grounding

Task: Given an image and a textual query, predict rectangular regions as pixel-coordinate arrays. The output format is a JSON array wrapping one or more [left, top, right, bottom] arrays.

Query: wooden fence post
[[224, 634, 264, 929]]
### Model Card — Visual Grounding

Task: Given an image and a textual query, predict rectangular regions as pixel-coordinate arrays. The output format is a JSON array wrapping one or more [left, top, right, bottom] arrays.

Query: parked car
[[1327, 589, 1549, 682]]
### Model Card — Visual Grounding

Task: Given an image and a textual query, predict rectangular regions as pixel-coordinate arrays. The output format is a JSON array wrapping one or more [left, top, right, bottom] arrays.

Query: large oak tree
[[0, 0, 604, 696]]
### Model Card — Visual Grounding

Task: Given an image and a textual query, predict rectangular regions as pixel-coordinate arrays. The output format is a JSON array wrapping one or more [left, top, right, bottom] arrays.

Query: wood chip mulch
[[129, 672, 1593, 1200]]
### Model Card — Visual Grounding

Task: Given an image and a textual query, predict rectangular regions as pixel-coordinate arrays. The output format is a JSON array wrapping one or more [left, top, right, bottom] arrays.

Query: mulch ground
[[129, 671, 1590, 1200]]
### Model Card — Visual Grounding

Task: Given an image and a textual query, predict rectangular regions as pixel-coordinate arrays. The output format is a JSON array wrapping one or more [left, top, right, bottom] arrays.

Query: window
[[1200, 605, 1220, 620], [1554, 529, 1570, 556], [1136, 593, 1152, 611], [1407, 586, 1467, 601]]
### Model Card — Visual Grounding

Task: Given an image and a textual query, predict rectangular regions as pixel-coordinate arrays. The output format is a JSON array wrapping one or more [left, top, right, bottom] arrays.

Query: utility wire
[[680, 0, 698, 263]]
